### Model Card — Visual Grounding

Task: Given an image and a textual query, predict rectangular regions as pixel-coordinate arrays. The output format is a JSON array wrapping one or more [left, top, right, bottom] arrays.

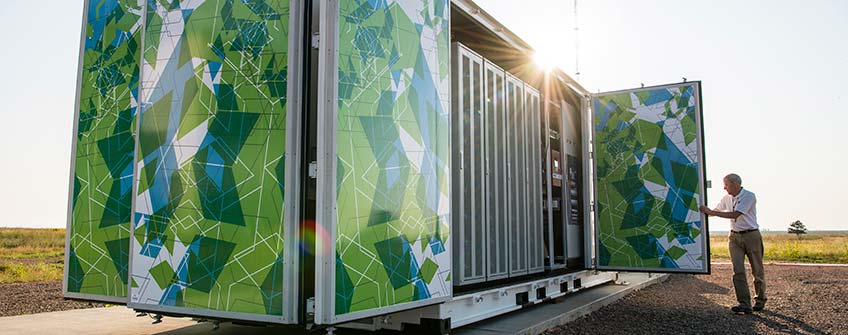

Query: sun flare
[[533, 50, 558, 72]]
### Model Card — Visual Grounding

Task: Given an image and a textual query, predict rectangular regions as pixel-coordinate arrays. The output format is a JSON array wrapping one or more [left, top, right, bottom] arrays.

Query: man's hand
[[699, 206, 712, 216]]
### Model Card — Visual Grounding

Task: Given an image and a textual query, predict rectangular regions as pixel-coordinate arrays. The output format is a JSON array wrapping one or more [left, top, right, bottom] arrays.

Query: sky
[[473, 0, 848, 232], [0, 0, 845, 232]]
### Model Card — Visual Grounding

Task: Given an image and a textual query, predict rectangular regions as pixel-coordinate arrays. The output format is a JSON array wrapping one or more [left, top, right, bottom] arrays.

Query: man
[[700, 173, 766, 315]]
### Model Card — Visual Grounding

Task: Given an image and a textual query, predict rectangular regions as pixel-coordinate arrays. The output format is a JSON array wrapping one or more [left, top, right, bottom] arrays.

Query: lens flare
[[533, 50, 557, 72], [300, 220, 331, 256]]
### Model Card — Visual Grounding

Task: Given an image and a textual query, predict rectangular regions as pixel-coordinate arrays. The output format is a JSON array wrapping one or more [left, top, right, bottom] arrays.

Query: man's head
[[723, 173, 743, 196]]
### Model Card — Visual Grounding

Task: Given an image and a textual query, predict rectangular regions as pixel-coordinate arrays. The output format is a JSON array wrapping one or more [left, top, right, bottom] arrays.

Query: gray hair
[[724, 173, 742, 185]]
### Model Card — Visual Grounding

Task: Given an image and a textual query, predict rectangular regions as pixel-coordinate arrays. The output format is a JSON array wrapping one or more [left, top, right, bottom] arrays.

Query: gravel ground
[[546, 263, 848, 335], [1, 264, 845, 335], [0, 281, 104, 317]]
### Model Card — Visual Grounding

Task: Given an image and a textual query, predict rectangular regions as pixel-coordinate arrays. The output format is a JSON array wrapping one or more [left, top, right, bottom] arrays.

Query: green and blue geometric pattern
[[334, 0, 451, 316], [67, 0, 143, 298], [593, 83, 706, 272], [129, 0, 290, 316]]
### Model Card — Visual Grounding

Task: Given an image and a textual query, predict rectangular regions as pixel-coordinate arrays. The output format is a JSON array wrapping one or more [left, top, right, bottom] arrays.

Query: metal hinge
[[306, 297, 315, 316], [311, 32, 320, 49], [308, 161, 318, 179]]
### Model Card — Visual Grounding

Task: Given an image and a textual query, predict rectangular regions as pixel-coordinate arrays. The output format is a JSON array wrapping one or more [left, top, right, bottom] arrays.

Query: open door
[[126, 0, 303, 324], [590, 82, 709, 274], [65, 0, 143, 304], [314, 0, 452, 325]]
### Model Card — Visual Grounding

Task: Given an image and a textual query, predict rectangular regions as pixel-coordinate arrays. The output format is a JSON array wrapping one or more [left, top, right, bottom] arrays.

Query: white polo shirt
[[715, 188, 758, 231]]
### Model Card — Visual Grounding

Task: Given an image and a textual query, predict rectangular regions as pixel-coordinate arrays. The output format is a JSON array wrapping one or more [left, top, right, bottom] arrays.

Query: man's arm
[[699, 206, 742, 219]]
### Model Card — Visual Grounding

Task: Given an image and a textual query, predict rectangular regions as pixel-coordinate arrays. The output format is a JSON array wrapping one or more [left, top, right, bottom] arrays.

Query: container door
[[590, 82, 709, 274], [314, 0, 452, 324], [127, 0, 303, 324], [65, 0, 144, 304]]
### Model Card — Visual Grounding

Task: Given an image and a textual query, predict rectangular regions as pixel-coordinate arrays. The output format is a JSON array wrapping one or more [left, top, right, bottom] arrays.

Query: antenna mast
[[573, 0, 580, 80]]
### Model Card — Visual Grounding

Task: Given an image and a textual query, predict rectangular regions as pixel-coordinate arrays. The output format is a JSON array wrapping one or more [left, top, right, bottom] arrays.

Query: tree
[[788, 220, 808, 239]]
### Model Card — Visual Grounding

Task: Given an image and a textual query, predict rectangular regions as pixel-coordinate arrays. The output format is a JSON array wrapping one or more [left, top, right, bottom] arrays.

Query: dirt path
[[546, 263, 848, 335]]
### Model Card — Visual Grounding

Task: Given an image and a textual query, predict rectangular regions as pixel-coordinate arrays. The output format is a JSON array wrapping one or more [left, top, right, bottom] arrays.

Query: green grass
[[0, 228, 65, 257], [0, 262, 63, 284], [0, 228, 65, 284], [710, 233, 848, 264]]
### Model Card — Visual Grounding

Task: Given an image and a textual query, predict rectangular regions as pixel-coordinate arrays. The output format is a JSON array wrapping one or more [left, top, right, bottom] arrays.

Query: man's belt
[[731, 229, 759, 234]]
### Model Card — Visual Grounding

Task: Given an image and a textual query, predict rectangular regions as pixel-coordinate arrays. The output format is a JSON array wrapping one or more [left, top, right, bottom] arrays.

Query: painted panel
[[66, 0, 144, 300], [129, 0, 291, 318], [335, 0, 451, 317], [592, 82, 708, 273]]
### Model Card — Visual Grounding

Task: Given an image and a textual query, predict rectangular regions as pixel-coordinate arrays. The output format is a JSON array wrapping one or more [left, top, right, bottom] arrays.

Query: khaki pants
[[729, 230, 767, 308]]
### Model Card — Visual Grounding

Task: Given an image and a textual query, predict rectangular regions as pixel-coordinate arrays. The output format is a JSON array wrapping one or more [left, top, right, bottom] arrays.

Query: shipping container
[[65, 0, 709, 332]]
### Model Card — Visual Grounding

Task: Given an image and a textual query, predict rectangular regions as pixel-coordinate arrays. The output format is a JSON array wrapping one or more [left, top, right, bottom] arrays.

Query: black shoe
[[731, 305, 753, 314], [753, 305, 765, 312]]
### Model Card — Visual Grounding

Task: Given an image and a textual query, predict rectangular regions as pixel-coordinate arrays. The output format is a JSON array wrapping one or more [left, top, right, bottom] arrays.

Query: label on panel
[[66, 0, 144, 301], [592, 82, 708, 273], [129, 0, 291, 321], [333, 0, 451, 319]]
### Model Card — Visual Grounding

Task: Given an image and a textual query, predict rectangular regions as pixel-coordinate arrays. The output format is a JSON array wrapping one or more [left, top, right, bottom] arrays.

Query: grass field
[[0, 228, 64, 284], [0, 228, 845, 284], [709, 232, 848, 264]]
